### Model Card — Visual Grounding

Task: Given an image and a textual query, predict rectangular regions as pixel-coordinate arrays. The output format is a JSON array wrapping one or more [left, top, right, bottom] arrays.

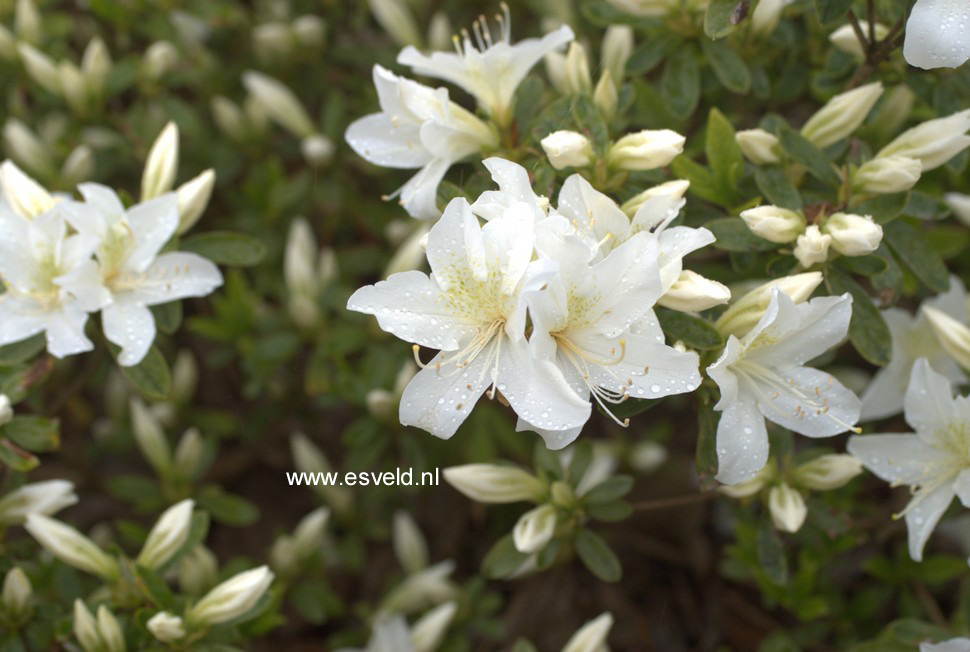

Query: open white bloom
[[921, 639, 970, 652], [397, 6, 574, 125], [715, 272, 824, 338], [876, 109, 970, 171], [346, 65, 497, 219], [708, 290, 860, 483], [849, 359, 970, 560], [0, 479, 77, 525], [562, 612, 613, 652], [903, 0, 970, 69], [860, 277, 968, 421], [64, 185, 222, 365], [0, 202, 109, 357]]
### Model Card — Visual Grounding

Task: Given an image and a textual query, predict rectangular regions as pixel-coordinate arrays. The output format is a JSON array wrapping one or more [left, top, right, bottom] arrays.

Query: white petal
[[654, 225, 713, 292], [588, 232, 661, 336], [120, 252, 222, 306], [715, 396, 770, 484], [125, 194, 179, 271], [479, 158, 538, 205], [344, 113, 431, 169], [102, 301, 156, 366], [556, 174, 630, 243], [426, 198, 481, 292], [0, 299, 44, 347], [903, 0, 970, 69], [515, 418, 584, 450], [859, 356, 911, 422], [905, 483, 954, 561], [953, 469, 970, 508], [748, 294, 853, 367], [905, 358, 959, 437], [77, 183, 126, 222], [846, 433, 950, 485], [396, 158, 450, 219], [757, 365, 860, 437], [399, 351, 491, 439], [43, 308, 94, 358]]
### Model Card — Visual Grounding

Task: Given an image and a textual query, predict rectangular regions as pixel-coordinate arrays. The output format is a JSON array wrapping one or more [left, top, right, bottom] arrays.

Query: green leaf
[[706, 108, 743, 202], [115, 345, 171, 400], [670, 156, 722, 204], [834, 254, 889, 277], [705, 217, 779, 252], [905, 191, 950, 220], [585, 500, 633, 522], [661, 45, 700, 118], [756, 520, 788, 584], [754, 167, 801, 210], [4, 416, 59, 452], [627, 34, 680, 74], [777, 126, 841, 187], [0, 335, 46, 366], [0, 439, 38, 471], [704, 0, 748, 38], [882, 220, 951, 293], [181, 231, 266, 267], [152, 301, 182, 335], [656, 307, 725, 349], [824, 266, 891, 366], [850, 192, 909, 224], [814, 0, 853, 23], [196, 485, 260, 526], [701, 40, 751, 93], [572, 95, 609, 152], [482, 534, 530, 579], [574, 529, 622, 582], [583, 475, 634, 504]]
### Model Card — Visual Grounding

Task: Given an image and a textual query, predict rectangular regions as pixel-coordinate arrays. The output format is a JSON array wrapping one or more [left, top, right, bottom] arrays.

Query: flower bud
[[291, 432, 353, 513], [877, 109, 970, 171], [768, 483, 808, 533], [96, 606, 125, 652], [285, 217, 319, 297], [735, 128, 781, 165], [923, 306, 970, 371], [147, 611, 185, 643], [822, 212, 882, 256], [252, 23, 293, 61], [172, 350, 199, 404], [793, 454, 862, 490], [512, 503, 558, 553], [178, 545, 219, 595], [0, 160, 56, 219], [25, 515, 119, 579], [853, 155, 921, 193], [0, 480, 77, 525], [211, 95, 248, 141], [173, 428, 204, 477], [719, 463, 775, 497], [15, 0, 41, 43], [4, 119, 53, 177], [393, 510, 428, 573], [602, 25, 634, 82], [59, 61, 88, 115], [607, 129, 685, 171], [368, 0, 421, 47], [544, 50, 568, 94], [740, 205, 806, 243], [620, 180, 690, 217], [945, 193, 970, 228], [301, 134, 334, 166], [141, 122, 179, 200], [411, 601, 457, 652], [138, 499, 194, 570], [541, 130, 593, 170], [607, 0, 676, 17], [829, 21, 889, 60], [74, 600, 102, 652], [658, 270, 731, 312], [628, 440, 668, 474], [175, 169, 215, 234], [61, 145, 94, 187], [187, 566, 274, 627], [81, 37, 111, 97], [801, 82, 883, 148], [2, 567, 31, 615], [380, 561, 455, 615], [142, 41, 178, 80], [793, 225, 831, 268], [17, 43, 61, 95], [715, 272, 823, 337], [870, 85, 915, 142], [563, 612, 614, 652], [292, 507, 329, 562], [243, 71, 316, 139], [443, 464, 545, 503], [293, 15, 326, 48], [750, 0, 786, 36], [564, 42, 592, 95], [131, 398, 172, 474], [593, 70, 618, 120]]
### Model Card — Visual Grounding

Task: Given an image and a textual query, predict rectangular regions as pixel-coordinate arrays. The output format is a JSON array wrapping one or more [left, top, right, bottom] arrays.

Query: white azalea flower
[[0, 203, 109, 357], [860, 277, 968, 421], [849, 359, 970, 561], [397, 5, 574, 125], [921, 638, 970, 652], [903, 0, 970, 69], [347, 192, 588, 440], [64, 185, 223, 366], [345, 65, 498, 219], [708, 290, 861, 484]]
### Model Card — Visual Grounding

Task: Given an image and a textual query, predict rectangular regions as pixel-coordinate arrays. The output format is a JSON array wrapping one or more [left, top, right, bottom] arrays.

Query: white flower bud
[[142, 41, 178, 80], [368, 0, 422, 47], [15, 0, 41, 43], [81, 37, 111, 97], [173, 428, 203, 477], [607, 0, 676, 17], [923, 306, 970, 371], [301, 134, 334, 166], [172, 350, 199, 403], [740, 205, 806, 243], [563, 42, 593, 95], [544, 50, 568, 94], [0, 160, 56, 219], [562, 612, 614, 652], [0, 25, 17, 61], [829, 22, 889, 60], [2, 567, 31, 615], [853, 155, 921, 193], [285, 217, 319, 297], [0, 480, 77, 525], [768, 483, 808, 533], [147, 611, 186, 643], [870, 85, 915, 141], [801, 82, 883, 148], [877, 109, 970, 171], [138, 499, 194, 570], [628, 440, 668, 474], [141, 122, 179, 200], [658, 270, 731, 312], [243, 71, 316, 139], [602, 25, 634, 82], [175, 168, 215, 234], [187, 566, 274, 627], [512, 503, 558, 554], [290, 432, 353, 513], [26, 515, 119, 579], [736, 128, 781, 165], [751, 0, 788, 35], [293, 15, 326, 48], [178, 545, 219, 595], [61, 145, 95, 187], [715, 272, 824, 337], [292, 506, 329, 561], [426, 12, 452, 51], [131, 398, 172, 474], [380, 561, 455, 615], [4, 119, 53, 176], [945, 193, 970, 227], [541, 130, 594, 170], [411, 601, 458, 652], [211, 95, 248, 141], [793, 454, 862, 490], [620, 179, 690, 217], [318, 247, 337, 288], [74, 600, 102, 652], [793, 225, 832, 267], [393, 510, 429, 573], [443, 464, 545, 503], [593, 70, 618, 120], [607, 129, 685, 171], [96, 606, 125, 652], [719, 464, 775, 497], [252, 23, 293, 61], [17, 43, 61, 95], [59, 61, 89, 115], [823, 212, 882, 256]]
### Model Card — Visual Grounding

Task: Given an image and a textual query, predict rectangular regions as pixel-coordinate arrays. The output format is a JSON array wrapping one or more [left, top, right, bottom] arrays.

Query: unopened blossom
[[829, 21, 889, 60], [345, 65, 497, 219], [903, 0, 970, 69], [137, 499, 194, 570], [945, 192, 970, 227], [708, 291, 860, 483], [541, 130, 593, 169], [849, 359, 970, 560], [0, 159, 57, 218], [736, 129, 780, 165], [715, 272, 824, 338], [512, 503, 558, 553], [740, 206, 805, 243], [0, 479, 77, 525], [601, 25, 633, 82], [2, 567, 31, 615], [562, 612, 614, 652], [924, 305, 970, 371], [921, 639, 970, 652], [443, 464, 544, 503], [397, 5, 574, 125], [657, 270, 730, 312], [147, 612, 185, 643], [876, 109, 970, 171], [186, 566, 274, 627], [800, 82, 883, 149], [793, 225, 831, 268], [768, 483, 807, 532], [411, 601, 458, 652], [822, 212, 882, 256], [25, 514, 120, 579], [853, 155, 922, 194], [606, 129, 685, 171]]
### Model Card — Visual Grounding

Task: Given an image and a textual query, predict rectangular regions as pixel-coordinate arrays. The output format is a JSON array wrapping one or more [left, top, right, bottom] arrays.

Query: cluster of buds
[[242, 71, 333, 166], [18, 37, 111, 116], [253, 14, 326, 61], [540, 127, 685, 176], [721, 454, 862, 533], [2, 118, 93, 186], [545, 24, 631, 121], [284, 217, 337, 329], [130, 398, 206, 487], [140, 122, 217, 234], [740, 206, 883, 268], [269, 507, 330, 576], [74, 601, 126, 652], [378, 512, 457, 617]]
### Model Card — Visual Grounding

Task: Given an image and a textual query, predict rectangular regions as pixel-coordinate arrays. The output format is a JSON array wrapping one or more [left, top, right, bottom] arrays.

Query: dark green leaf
[[116, 345, 171, 401], [706, 108, 743, 202], [777, 126, 841, 187], [670, 156, 723, 204], [482, 534, 530, 579], [824, 266, 892, 365], [705, 0, 748, 38], [701, 40, 751, 93], [196, 485, 260, 526], [656, 307, 725, 349], [834, 254, 889, 277], [755, 167, 801, 210], [575, 529, 622, 582], [0, 439, 38, 471], [0, 335, 46, 366], [850, 192, 909, 224], [705, 217, 779, 252], [583, 475, 634, 504], [4, 416, 59, 452], [627, 34, 680, 74], [756, 519, 788, 584], [815, 0, 853, 23], [661, 45, 700, 118], [152, 301, 182, 335], [882, 220, 951, 293], [181, 231, 266, 267]]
